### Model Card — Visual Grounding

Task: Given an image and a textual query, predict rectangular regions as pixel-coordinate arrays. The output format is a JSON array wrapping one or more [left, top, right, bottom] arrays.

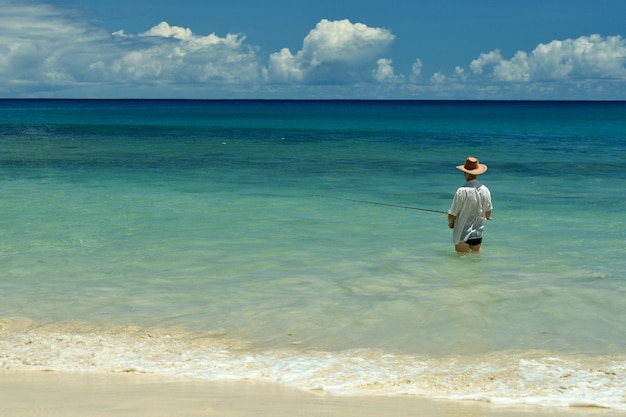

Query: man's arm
[[448, 214, 456, 229]]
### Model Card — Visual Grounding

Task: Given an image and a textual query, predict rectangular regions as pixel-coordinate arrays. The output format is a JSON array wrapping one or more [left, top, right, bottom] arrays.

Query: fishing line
[[311, 195, 448, 214]]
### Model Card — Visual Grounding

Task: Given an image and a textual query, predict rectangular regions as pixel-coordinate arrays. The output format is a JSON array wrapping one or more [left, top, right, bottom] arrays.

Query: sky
[[2, 0, 626, 99]]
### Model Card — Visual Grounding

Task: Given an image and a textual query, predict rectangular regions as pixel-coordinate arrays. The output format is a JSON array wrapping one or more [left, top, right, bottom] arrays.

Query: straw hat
[[456, 156, 488, 175]]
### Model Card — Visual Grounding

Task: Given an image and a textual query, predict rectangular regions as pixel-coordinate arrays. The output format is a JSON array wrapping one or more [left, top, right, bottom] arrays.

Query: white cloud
[[0, 2, 395, 96], [469, 50, 504, 75], [105, 22, 260, 85], [431, 72, 446, 83], [0, 2, 262, 95], [140, 22, 193, 40], [410, 58, 423, 82], [266, 48, 305, 82], [0, 1, 110, 91], [268, 19, 395, 84], [469, 35, 626, 83], [373, 58, 404, 83], [1, 0, 625, 99]]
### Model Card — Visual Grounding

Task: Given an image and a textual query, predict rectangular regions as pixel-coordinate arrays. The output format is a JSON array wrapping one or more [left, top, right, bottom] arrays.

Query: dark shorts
[[466, 237, 483, 246]]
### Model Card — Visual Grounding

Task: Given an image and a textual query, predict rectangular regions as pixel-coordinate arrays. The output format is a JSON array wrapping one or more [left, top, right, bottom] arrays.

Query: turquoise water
[[1, 100, 625, 408]]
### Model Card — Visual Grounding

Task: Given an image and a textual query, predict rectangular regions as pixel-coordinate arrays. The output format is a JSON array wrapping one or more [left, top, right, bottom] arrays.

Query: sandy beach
[[0, 370, 621, 417]]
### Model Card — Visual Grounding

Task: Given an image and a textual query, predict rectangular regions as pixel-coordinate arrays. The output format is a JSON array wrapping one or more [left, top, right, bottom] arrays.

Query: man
[[447, 156, 493, 254]]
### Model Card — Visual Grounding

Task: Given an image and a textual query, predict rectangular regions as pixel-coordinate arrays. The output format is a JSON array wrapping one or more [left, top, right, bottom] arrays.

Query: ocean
[[0, 99, 625, 409]]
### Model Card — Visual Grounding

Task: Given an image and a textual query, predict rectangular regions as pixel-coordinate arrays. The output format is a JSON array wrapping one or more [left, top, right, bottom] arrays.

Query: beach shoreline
[[0, 370, 622, 417]]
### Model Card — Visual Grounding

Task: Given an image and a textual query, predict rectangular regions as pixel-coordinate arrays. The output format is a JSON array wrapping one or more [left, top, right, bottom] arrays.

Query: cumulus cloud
[[469, 35, 626, 83], [373, 58, 404, 83], [431, 72, 447, 84], [106, 22, 260, 85], [0, 2, 263, 96], [407, 34, 626, 98], [0, 1, 110, 91], [469, 50, 504, 75], [409, 58, 423, 82], [140, 21, 193, 40], [267, 19, 395, 84], [0, 2, 395, 96], [1, 0, 625, 99]]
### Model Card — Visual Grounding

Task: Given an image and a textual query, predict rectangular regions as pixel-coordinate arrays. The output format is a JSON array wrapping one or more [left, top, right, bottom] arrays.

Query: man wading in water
[[447, 156, 493, 254]]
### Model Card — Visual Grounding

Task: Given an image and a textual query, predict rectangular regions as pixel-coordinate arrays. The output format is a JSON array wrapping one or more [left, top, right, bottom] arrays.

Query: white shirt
[[448, 180, 493, 244]]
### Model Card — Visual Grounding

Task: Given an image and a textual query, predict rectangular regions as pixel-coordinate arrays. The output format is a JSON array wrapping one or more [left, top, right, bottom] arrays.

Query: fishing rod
[[312, 195, 448, 214]]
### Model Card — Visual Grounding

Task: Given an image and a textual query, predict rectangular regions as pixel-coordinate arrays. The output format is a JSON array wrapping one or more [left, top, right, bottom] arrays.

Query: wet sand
[[0, 370, 621, 417]]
